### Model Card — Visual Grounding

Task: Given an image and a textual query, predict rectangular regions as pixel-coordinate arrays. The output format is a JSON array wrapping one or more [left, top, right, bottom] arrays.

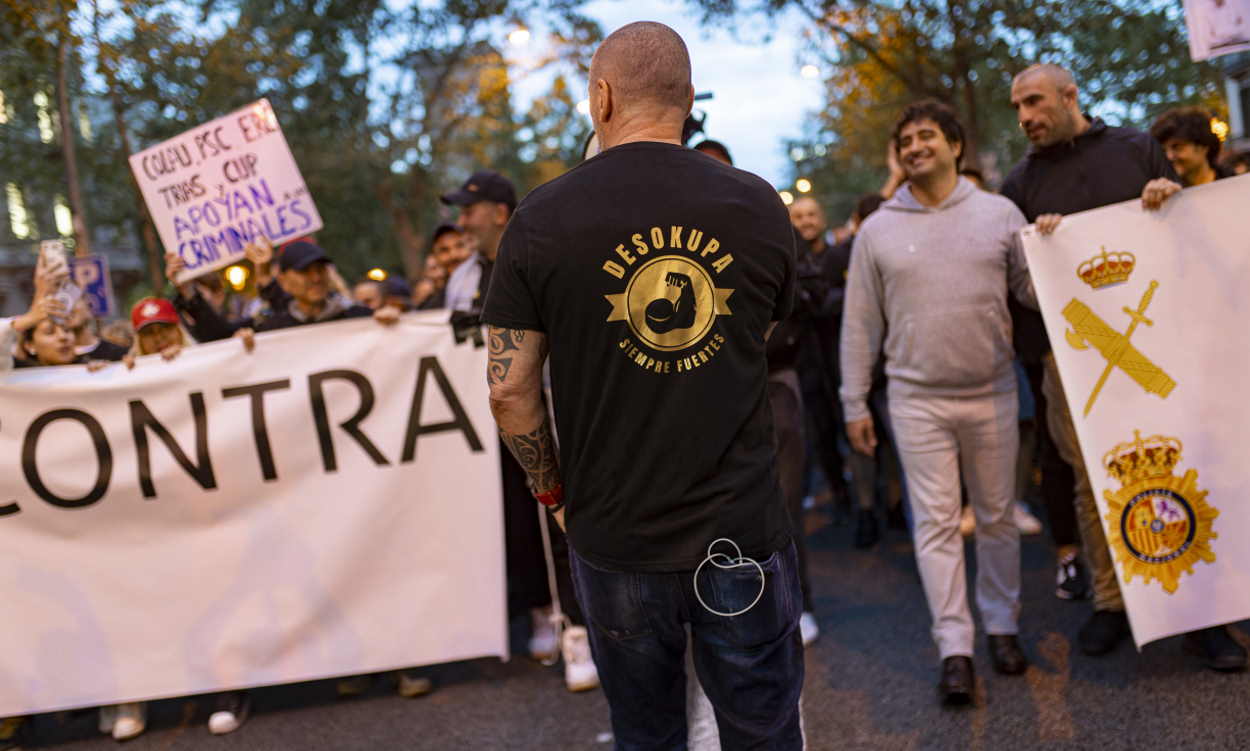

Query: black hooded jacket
[[1000, 117, 1178, 362]]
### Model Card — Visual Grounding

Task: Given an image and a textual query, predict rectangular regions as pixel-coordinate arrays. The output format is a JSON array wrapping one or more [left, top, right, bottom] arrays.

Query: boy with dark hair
[[1150, 107, 1227, 186]]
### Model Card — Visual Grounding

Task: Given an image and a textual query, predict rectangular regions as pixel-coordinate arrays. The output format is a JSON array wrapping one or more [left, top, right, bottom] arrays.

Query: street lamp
[[779, 190, 795, 206], [224, 265, 248, 292], [367, 268, 388, 282], [795, 178, 812, 193], [1211, 117, 1230, 142], [508, 27, 531, 47]]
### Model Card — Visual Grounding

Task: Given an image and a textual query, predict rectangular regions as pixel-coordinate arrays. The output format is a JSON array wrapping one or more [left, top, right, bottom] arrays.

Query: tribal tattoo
[[501, 420, 562, 494], [487, 326, 526, 386]]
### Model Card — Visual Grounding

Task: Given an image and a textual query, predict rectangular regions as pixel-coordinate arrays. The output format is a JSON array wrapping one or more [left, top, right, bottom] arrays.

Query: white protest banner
[[1021, 174, 1250, 647], [0, 313, 505, 716], [1183, 0, 1250, 60], [128, 99, 324, 282]]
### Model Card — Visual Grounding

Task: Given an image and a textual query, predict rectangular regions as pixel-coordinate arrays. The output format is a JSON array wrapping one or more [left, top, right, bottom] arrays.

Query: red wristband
[[534, 484, 564, 508]]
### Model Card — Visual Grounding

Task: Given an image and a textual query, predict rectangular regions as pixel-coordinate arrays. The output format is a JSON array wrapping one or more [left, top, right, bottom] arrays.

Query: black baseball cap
[[440, 170, 517, 211], [383, 276, 412, 299], [279, 240, 331, 272]]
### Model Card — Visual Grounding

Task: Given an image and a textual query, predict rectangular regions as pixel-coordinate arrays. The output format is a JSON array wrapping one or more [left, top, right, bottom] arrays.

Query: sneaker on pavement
[[207, 692, 250, 735], [529, 607, 559, 662], [397, 671, 434, 698], [800, 611, 820, 646], [959, 505, 976, 537], [1055, 552, 1090, 600], [0, 716, 24, 744], [1013, 501, 1043, 535], [111, 702, 146, 741], [1078, 610, 1130, 656], [1183, 626, 1248, 672], [561, 626, 600, 692], [336, 675, 371, 697]]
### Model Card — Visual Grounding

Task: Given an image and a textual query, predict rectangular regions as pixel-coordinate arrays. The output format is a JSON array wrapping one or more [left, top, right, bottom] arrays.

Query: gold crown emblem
[[1103, 430, 1182, 485], [1077, 247, 1135, 289]]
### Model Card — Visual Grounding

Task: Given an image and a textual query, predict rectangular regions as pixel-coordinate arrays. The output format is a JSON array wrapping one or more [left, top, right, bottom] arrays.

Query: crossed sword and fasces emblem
[[1062, 279, 1176, 416]]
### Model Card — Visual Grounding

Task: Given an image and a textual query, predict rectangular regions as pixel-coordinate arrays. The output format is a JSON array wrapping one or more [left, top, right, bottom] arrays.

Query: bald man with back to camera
[[482, 21, 803, 750]]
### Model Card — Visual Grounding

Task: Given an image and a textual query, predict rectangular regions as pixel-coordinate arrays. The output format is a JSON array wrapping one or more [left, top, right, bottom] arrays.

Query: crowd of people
[[2, 19, 1249, 749]]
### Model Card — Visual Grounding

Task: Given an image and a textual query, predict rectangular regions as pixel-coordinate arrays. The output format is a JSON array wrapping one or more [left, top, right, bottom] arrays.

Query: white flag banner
[[0, 313, 505, 716], [1183, 0, 1250, 60], [1021, 174, 1250, 647], [129, 98, 324, 282]]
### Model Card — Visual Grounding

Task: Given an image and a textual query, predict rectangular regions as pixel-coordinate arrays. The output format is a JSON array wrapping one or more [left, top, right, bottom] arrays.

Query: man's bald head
[[1013, 63, 1076, 93], [788, 196, 828, 247], [588, 22, 693, 148], [1011, 63, 1086, 147]]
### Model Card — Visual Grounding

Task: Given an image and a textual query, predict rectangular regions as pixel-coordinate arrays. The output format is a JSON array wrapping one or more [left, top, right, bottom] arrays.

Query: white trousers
[[890, 387, 1022, 660]]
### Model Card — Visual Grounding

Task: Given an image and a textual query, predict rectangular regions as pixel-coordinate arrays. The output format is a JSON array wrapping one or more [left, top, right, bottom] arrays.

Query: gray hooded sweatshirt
[[839, 177, 1036, 422]]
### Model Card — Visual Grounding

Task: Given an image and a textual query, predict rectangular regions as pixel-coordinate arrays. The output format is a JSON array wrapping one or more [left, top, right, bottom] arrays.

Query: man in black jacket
[[1002, 63, 1246, 671]]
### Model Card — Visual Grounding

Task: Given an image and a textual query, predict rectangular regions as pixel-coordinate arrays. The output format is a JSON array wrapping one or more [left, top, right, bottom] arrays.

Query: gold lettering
[[670, 226, 683, 248], [663, 361, 671, 374], [711, 253, 734, 273], [620, 338, 631, 349], [686, 229, 704, 253], [603, 261, 625, 279], [628, 346, 640, 359], [700, 238, 720, 258], [650, 227, 664, 249], [632, 233, 648, 255], [615, 244, 636, 265], [699, 351, 709, 363]]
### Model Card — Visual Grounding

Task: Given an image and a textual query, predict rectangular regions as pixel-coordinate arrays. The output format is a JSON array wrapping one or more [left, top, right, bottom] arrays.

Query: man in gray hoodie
[[840, 100, 1036, 706]]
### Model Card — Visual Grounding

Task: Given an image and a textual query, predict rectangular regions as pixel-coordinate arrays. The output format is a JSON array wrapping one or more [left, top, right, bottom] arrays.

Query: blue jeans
[[570, 541, 805, 751]]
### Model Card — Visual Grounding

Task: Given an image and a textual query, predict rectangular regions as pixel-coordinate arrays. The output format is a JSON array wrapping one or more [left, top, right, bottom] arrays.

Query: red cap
[[130, 297, 179, 331]]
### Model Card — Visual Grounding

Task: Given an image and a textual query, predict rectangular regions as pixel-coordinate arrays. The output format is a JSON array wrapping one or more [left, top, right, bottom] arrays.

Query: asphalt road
[[14, 503, 1250, 750]]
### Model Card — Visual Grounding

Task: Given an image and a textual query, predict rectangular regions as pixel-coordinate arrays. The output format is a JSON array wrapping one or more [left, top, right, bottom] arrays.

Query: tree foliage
[[0, 0, 600, 298], [691, 0, 1225, 217]]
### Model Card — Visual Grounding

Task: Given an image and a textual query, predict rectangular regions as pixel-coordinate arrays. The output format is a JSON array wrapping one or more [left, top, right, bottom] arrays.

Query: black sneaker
[[0, 716, 25, 750], [1055, 553, 1090, 600], [853, 509, 880, 549], [1183, 626, 1248, 672], [1078, 610, 1130, 656]]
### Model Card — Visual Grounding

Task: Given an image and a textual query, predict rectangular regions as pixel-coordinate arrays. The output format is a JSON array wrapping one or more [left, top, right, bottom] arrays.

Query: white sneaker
[[397, 671, 433, 698], [959, 505, 976, 537], [529, 607, 558, 662], [1013, 501, 1043, 535], [561, 626, 600, 692], [207, 692, 249, 735], [111, 702, 146, 741], [800, 611, 820, 646]]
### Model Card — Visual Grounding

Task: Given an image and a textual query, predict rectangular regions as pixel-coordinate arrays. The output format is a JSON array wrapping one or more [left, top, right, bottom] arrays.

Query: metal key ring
[[693, 538, 766, 617]]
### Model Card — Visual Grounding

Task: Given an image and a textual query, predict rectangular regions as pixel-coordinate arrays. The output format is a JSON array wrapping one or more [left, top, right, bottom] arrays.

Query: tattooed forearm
[[500, 419, 562, 494], [487, 326, 527, 385], [486, 325, 557, 492]]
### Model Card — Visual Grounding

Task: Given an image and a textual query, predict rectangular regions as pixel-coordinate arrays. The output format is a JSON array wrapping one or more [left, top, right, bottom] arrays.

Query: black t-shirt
[[482, 141, 797, 572]]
